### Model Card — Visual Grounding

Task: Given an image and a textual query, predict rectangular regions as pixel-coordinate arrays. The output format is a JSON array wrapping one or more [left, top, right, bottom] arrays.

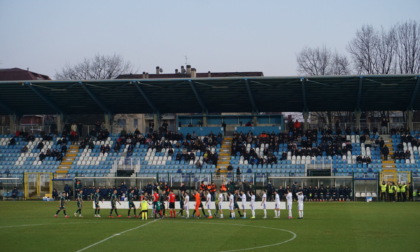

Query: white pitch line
[[170, 221, 297, 252], [76, 219, 158, 252], [0, 221, 102, 229]]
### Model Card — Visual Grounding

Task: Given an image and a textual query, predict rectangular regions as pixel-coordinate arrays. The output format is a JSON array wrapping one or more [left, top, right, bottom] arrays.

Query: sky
[[0, 0, 419, 79]]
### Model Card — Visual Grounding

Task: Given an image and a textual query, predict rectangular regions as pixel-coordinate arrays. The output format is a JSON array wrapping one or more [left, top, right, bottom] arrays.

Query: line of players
[[54, 187, 305, 220]]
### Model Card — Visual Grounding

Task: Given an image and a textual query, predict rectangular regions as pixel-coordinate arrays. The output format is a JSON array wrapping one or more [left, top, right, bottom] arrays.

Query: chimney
[[156, 66, 160, 75], [191, 68, 197, 78], [208, 71, 211, 78], [186, 65, 191, 75], [175, 69, 179, 74], [181, 66, 186, 74], [142, 72, 146, 79], [145, 72, 149, 79]]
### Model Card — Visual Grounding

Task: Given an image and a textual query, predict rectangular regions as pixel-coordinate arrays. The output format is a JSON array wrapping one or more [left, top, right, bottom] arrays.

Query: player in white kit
[[286, 190, 293, 219], [247, 191, 256, 219], [274, 191, 281, 218], [206, 190, 213, 219], [261, 190, 267, 219], [240, 191, 247, 219], [228, 191, 235, 218], [218, 191, 224, 218], [184, 192, 190, 218], [297, 191, 304, 219]]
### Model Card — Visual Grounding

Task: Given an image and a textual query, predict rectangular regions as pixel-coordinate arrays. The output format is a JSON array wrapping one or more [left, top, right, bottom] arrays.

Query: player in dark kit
[[94, 188, 103, 217], [54, 192, 69, 218], [233, 190, 243, 218], [74, 190, 83, 217], [177, 190, 185, 217], [127, 189, 137, 218], [109, 190, 122, 218]]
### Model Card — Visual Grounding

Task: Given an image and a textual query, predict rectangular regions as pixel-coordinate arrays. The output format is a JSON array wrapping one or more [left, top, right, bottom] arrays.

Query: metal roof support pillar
[[300, 78, 309, 113], [153, 113, 160, 132], [407, 76, 420, 111], [406, 110, 413, 132], [356, 77, 363, 112], [56, 114, 64, 134], [303, 111, 309, 131], [188, 80, 208, 113], [133, 82, 159, 113], [202, 113, 208, 127], [104, 113, 112, 133], [79, 82, 111, 114], [354, 110, 361, 132], [24, 82, 63, 114], [9, 114, 17, 135], [244, 79, 258, 113], [252, 114, 258, 126]]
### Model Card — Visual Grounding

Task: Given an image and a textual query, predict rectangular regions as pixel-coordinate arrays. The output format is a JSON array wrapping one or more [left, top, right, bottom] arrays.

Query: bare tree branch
[[396, 20, 420, 74], [296, 46, 351, 76], [55, 54, 135, 80]]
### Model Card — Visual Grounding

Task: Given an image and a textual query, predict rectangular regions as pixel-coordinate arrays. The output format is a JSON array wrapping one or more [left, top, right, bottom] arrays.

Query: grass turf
[[0, 201, 419, 252]]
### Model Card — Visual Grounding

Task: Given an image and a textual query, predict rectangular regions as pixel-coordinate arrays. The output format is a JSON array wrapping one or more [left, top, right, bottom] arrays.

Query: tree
[[347, 23, 420, 75], [296, 46, 351, 76], [347, 25, 380, 74], [296, 46, 351, 128], [396, 20, 420, 74], [374, 26, 398, 74], [55, 54, 134, 80], [329, 52, 351, 75]]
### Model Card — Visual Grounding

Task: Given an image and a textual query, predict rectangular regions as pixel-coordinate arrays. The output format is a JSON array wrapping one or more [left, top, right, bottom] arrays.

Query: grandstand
[[0, 74, 419, 199]]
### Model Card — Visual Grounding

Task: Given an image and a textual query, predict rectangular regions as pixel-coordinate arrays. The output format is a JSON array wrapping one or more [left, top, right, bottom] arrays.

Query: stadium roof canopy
[[0, 75, 419, 115]]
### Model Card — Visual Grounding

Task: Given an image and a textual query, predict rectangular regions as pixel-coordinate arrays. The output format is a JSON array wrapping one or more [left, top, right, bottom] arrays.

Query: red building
[[0, 67, 51, 81]]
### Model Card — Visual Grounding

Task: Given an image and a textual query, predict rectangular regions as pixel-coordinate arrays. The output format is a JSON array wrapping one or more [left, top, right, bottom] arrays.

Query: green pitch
[[0, 201, 419, 252]]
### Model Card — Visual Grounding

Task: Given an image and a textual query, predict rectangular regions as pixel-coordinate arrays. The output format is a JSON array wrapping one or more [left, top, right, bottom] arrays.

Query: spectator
[[9, 138, 16, 146], [37, 141, 44, 150], [382, 145, 389, 160], [21, 146, 28, 153], [381, 118, 388, 134], [61, 144, 67, 153], [294, 120, 302, 131], [11, 187, 19, 200], [52, 188, 59, 200], [222, 121, 227, 133], [236, 167, 241, 180], [195, 160, 203, 170]]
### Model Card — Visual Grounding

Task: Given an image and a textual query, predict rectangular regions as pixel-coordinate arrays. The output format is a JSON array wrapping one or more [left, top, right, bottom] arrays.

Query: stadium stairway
[[382, 135, 396, 172], [217, 136, 232, 173], [55, 145, 79, 178]]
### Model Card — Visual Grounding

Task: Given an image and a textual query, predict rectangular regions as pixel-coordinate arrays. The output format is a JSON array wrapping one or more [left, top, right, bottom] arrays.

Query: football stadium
[[1, 1, 420, 252], [1, 71, 420, 251]]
